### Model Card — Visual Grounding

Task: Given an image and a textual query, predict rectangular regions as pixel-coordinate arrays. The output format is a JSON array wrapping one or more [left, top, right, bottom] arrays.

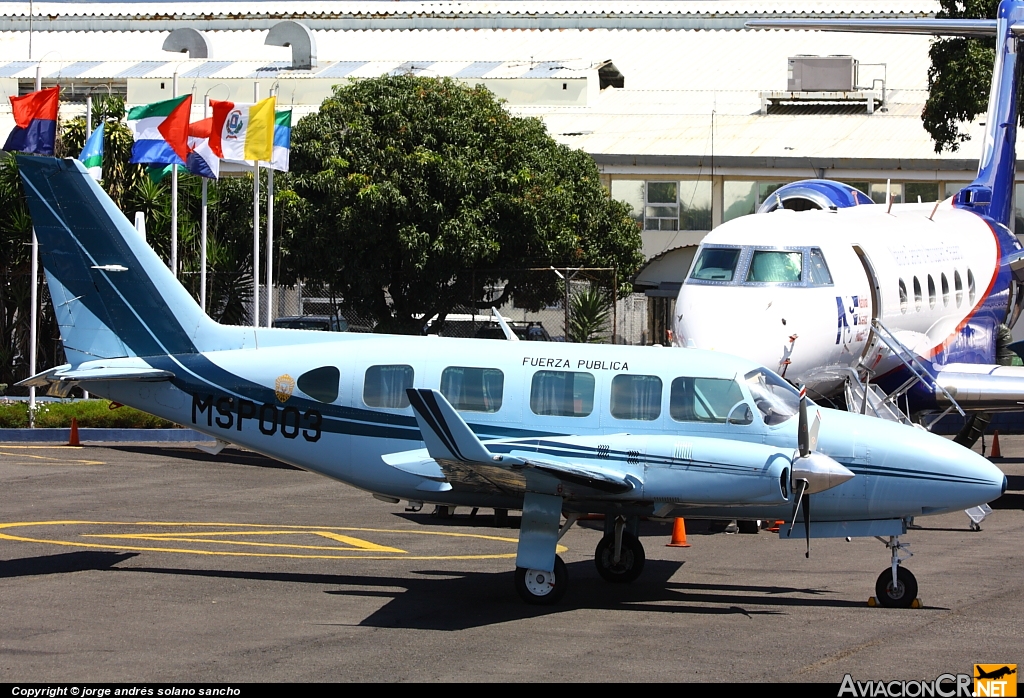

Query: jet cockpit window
[[689, 247, 741, 282], [746, 250, 802, 283], [363, 364, 414, 409], [744, 368, 802, 426], [808, 248, 833, 286], [441, 367, 504, 413], [610, 374, 663, 421], [530, 371, 595, 417], [670, 377, 751, 424]]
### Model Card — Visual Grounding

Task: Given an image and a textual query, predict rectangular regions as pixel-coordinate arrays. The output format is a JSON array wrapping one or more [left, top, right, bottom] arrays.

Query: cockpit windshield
[[744, 368, 803, 425], [689, 247, 741, 281], [746, 250, 801, 283]]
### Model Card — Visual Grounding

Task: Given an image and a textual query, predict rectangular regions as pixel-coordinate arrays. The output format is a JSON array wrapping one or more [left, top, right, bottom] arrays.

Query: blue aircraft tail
[[954, 0, 1024, 231], [17, 156, 241, 365]]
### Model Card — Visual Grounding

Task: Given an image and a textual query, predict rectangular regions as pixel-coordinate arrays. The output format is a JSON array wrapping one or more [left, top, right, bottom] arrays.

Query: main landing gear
[[873, 535, 918, 608], [594, 515, 646, 583]]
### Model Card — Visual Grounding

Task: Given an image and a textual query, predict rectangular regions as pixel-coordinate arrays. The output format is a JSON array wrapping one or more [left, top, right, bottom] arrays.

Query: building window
[[611, 179, 712, 231], [723, 181, 786, 222]]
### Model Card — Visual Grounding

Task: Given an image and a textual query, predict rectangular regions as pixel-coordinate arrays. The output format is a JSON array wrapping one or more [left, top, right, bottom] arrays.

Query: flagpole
[[82, 92, 92, 403], [28, 65, 41, 427], [265, 87, 276, 328], [170, 70, 180, 278], [252, 82, 261, 329], [201, 95, 209, 314]]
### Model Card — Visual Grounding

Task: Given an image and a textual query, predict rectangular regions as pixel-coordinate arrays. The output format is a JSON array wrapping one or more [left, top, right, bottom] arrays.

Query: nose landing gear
[[873, 535, 918, 608]]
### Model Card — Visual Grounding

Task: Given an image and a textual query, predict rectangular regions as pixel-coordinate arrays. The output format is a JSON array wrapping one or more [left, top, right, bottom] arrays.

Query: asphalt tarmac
[[0, 438, 1021, 683]]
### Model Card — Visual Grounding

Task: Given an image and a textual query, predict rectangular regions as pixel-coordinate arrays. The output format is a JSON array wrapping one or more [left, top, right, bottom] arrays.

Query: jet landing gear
[[594, 515, 646, 583], [873, 535, 918, 609]]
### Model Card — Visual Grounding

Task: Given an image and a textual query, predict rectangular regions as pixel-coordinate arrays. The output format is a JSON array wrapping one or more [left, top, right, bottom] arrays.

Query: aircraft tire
[[874, 567, 918, 608], [594, 531, 646, 583], [515, 555, 568, 605]]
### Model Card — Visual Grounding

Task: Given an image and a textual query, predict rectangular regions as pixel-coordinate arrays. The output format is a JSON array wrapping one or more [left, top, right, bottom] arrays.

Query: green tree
[[281, 75, 643, 334], [923, 0, 1004, 153]]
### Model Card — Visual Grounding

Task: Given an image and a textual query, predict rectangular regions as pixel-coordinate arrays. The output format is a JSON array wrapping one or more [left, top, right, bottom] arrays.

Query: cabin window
[[530, 371, 595, 417], [898, 279, 908, 314], [440, 367, 504, 413], [363, 364, 414, 409], [968, 269, 976, 305], [746, 250, 801, 283], [670, 377, 751, 424], [297, 366, 340, 404], [610, 374, 662, 421], [808, 248, 833, 285], [941, 273, 950, 307], [927, 275, 936, 310], [955, 270, 964, 307], [689, 247, 741, 282], [744, 368, 801, 426], [913, 277, 923, 312]]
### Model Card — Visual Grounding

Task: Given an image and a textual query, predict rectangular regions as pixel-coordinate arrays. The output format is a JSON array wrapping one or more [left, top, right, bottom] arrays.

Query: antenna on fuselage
[[929, 199, 941, 221], [886, 179, 894, 215]]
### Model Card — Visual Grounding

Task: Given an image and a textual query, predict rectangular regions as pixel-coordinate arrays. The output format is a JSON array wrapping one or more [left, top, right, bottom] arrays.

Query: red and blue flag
[[4, 86, 59, 155]]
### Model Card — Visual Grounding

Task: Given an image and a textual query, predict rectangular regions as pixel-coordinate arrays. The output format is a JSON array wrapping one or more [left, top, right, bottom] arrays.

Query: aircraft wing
[[399, 388, 637, 495]]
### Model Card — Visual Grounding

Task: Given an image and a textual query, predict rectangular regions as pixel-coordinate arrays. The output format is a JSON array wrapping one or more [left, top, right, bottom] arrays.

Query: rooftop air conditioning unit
[[788, 56, 856, 92]]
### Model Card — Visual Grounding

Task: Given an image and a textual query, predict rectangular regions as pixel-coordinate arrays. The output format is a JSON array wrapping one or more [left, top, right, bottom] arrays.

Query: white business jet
[[675, 1, 1024, 436]]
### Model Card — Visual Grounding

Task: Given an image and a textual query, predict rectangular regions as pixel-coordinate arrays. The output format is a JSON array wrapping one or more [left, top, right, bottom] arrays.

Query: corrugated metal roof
[[0, 2, 943, 19]]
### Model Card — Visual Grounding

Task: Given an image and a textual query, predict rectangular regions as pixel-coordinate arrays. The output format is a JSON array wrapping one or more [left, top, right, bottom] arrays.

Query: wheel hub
[[523, 568, 555, 596]]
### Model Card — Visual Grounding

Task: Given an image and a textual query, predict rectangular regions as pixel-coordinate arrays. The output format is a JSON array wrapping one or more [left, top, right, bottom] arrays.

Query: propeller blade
[[786, 478, 809, 537], [808, 409, 821, 454], [797, 385, 809, 458], [804, 490, 811, 558]]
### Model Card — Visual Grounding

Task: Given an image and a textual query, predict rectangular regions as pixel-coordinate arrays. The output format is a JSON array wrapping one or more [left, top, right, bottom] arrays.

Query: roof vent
[[162, 28, 211, 59], [597, 60, 624, 89], [265, 21, 317, 70]]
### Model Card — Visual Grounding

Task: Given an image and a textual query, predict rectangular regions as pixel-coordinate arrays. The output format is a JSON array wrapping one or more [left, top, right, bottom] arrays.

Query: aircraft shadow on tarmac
[[0, 550, 139, 578], [109, 558, 879, 631], [108, 446, 299, 470]]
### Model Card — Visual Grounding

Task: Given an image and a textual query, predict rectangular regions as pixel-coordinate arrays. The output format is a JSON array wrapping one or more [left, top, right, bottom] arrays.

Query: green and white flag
[[79, 121, 103, 181]]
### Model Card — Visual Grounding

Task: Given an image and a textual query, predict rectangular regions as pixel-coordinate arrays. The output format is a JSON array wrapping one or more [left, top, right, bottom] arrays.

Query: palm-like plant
[[568, 284, 611, 343]]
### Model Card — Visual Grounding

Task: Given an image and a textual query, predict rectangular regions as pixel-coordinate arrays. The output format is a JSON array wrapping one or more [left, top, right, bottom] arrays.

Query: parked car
[[272, 315, 349, 332], [474, 321, 552, 341]]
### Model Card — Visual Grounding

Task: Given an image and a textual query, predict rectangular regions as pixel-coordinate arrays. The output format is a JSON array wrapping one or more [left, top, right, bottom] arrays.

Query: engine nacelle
[[756, 179, 873, 213]]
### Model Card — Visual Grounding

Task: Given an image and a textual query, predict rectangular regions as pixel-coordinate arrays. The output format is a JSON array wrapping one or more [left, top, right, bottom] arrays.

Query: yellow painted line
[[83, 531, 407, 554], [0, 449, 105, 465], [0, 521, 567, 560]]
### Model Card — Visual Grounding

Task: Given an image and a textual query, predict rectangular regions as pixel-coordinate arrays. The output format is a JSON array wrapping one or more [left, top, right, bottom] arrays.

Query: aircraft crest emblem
[[275, 374, 295, 403]]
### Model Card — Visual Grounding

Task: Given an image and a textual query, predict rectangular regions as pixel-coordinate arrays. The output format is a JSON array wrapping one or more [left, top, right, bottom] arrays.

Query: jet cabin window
[[440, 367, 504, 413], [670, 377, 752, 424], [744, 368, 802, 426], [610, 374, 662, 421], [297, 366, 340, 404], [689, 247, 740, 282], [955, 271, 964, 307], [899, 279, 908, 314], [531, 371, 595, 417], [363, 365, 414, 409]]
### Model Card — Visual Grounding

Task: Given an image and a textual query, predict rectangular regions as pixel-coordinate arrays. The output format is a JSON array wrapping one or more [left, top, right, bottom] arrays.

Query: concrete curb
[[0, 428, 211, 444]]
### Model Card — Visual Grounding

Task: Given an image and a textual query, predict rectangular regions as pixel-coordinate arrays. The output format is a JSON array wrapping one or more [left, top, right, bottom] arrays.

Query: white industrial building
[[0, 1, 1013, 341]]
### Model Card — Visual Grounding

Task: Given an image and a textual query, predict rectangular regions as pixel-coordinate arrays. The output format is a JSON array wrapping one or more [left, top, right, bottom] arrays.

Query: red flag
[[11, 86, 59, 127], [156, 94, 193, 163]]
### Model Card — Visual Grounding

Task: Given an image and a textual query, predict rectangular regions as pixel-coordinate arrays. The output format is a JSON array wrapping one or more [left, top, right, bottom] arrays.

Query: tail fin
[[955, 0, 1024, 229], [17, 156, 234, 365]]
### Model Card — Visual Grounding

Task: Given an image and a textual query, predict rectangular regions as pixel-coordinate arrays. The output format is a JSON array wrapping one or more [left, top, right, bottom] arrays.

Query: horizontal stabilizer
[[406, 388, 495, 464], [17, 363, 174, 387]]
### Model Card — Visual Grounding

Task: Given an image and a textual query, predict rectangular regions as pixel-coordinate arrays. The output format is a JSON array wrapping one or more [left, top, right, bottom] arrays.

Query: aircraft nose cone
[[1003, 474, 1008, 495]]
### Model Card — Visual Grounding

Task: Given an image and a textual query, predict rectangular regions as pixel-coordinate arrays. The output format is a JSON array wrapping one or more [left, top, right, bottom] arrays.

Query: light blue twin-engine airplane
[[14, 154, 1006, 607]]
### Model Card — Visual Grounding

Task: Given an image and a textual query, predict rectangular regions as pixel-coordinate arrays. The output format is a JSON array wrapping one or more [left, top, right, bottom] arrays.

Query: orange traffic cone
[[666, 517, 691, 547], [68, 417, 80, 447], [990, 430, 1002, 458], [767, 520, 783, 533]]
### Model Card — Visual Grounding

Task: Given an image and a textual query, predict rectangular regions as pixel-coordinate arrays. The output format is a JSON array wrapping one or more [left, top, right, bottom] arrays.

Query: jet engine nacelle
[[756, 179, 873, 213]]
